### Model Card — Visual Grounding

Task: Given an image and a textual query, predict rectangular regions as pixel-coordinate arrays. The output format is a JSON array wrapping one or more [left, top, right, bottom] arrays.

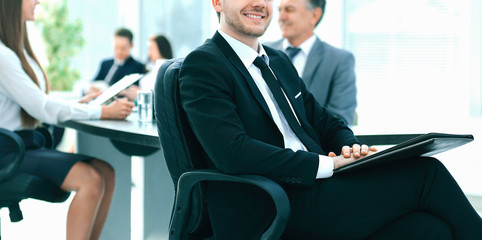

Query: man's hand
[[78, 91, 102, 103], [328, 144, 377, 169], [118, 85, 139, 101]]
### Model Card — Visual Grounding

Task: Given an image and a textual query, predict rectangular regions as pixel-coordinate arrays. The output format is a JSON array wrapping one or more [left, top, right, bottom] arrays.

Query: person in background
[[0, 0, 134, 239], [265, 0, 357, 125], [88, 27, 145, 94], [123, 34, 173, 101]]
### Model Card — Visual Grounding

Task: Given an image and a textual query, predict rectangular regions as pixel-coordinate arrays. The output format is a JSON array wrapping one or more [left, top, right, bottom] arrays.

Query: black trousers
[[207, 157, 482, 239]]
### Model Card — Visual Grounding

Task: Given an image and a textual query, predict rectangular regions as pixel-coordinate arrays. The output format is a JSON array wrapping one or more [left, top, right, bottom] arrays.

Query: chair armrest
[[13, 127, 54, 150], [35, 127, 54, 150], [0, 128, 26, 183], [171, 169, 290, 240]]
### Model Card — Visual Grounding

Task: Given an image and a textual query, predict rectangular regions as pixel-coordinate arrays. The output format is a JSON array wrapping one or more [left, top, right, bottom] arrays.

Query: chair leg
[[8, 203, 22, 222]]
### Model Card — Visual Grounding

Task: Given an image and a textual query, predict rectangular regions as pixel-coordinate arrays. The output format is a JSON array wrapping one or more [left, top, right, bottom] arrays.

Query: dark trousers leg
[[283, 157, 482, 240], [366, 211, 453, 240]]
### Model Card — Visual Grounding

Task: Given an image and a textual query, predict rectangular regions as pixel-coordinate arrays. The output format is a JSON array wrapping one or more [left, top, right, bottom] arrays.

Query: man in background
[[90, 28, 145, 93], [265, 0, 357, 125]]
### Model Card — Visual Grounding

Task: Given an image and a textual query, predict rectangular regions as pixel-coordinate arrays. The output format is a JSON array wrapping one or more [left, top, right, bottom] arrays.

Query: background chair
[[155, 58, 290, 240], [0, 128, 71, 238]]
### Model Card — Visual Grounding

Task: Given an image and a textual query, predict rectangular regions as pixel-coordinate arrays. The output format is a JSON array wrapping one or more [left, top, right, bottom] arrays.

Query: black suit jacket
[[180, 32, 360, 237], [180, 31, 358, 189], [92, 56, 145, 85]]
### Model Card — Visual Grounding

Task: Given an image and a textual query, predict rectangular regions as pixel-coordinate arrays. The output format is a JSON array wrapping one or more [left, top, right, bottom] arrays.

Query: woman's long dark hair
[[0, 0, 48, 128], [153, 35, 173, 59]]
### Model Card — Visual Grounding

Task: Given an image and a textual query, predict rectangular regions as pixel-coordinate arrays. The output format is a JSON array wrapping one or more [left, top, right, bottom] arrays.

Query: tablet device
[[89, 73, 143, 105], [334, 133, 474, 173]]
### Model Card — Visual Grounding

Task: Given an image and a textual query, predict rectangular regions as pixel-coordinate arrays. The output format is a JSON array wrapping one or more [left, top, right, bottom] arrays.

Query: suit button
[[285, 177, 291, 183], [290, 178, 297, 184], [279, 176, 285, 181], [296, 178, 302, 183]]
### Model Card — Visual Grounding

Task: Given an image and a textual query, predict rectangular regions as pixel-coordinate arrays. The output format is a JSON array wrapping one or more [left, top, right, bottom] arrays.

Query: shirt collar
[[114, 58, 127, 66], [218, 30, 269, 69], [282, 34, 317, 56]]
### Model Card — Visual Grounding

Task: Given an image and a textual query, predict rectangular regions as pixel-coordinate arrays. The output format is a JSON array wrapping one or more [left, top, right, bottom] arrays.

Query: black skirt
[[17, 149, 93, 187]]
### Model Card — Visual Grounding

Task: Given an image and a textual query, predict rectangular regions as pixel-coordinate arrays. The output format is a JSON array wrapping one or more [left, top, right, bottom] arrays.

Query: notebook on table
[[334, 132, 474, 173]]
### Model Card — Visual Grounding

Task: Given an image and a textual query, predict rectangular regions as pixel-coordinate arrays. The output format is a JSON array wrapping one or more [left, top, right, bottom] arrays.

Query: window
[[343, 0, 476, 127]]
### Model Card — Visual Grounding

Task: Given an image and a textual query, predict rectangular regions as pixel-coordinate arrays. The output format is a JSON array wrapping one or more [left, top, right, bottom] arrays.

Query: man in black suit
[[91, 28, 145, 90], [179, 0, 482, 239]]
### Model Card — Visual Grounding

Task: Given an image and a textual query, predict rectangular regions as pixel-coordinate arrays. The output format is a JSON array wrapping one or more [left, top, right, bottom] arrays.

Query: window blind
[[343, 0, 470, 126]]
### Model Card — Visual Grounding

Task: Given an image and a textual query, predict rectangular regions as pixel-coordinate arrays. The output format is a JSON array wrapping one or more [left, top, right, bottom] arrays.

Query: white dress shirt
[[219, 31, 333, 178], [282, 35, 317, 77], [0, 41, 101, 131]]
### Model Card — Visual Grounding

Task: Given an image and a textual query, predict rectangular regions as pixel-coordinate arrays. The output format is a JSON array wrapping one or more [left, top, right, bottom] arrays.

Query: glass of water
[[137, 90, 153, 122]]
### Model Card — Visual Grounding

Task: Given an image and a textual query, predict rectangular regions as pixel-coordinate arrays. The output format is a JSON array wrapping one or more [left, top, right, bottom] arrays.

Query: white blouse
[[139, 59, 166, 91], [0, 41, 101, 131]]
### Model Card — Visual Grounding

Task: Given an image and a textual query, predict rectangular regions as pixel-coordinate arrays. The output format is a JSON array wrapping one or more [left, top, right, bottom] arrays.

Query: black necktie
[[253, 56, 320, 152], [286, 47, 301, 61]]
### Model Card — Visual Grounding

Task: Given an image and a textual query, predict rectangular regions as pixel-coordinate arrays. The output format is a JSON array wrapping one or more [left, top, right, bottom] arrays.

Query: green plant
[[36, 0, 85, 91]]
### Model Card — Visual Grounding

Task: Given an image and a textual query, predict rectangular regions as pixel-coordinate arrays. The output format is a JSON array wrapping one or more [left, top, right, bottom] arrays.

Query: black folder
[[334, 133, 474, 173]]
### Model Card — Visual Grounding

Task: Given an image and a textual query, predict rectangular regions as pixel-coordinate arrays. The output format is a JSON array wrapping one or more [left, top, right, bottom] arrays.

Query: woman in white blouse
[[0, 0, 134, 239]]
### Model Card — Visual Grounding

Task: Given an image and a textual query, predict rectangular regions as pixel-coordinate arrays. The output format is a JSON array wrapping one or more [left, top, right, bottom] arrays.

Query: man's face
[[214, 0, 273, 40], [278, 0, 319, 45], [113, 36, 132, 61]]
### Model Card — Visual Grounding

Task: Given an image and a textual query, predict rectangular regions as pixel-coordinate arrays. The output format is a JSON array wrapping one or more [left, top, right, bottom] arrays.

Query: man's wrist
[[316, 155, 334, 179]]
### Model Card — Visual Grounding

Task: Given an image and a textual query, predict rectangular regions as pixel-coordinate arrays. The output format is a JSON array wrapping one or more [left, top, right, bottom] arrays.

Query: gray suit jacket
[[265, 37, 357, 125]]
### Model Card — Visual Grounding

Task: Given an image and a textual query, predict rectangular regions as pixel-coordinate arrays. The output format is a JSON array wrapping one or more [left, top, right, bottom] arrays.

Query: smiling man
[[178, 0, 482, 239]]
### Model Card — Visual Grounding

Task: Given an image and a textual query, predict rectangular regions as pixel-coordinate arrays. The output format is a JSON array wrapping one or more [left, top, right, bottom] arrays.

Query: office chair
[[155, 58, 291, 240], [0, 128, 71, 238]]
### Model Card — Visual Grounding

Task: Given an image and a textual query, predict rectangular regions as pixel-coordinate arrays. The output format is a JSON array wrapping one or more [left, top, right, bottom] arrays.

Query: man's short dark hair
[[115, 28, 134, 44], [308, 0, 326, 26]]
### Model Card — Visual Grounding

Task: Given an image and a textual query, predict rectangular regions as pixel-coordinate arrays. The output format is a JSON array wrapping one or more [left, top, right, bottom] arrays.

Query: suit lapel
[[212, 32, 272, 118], [269, 53, 323, 148], [269, 55, 313, 127], [269, 55, 298, 102], [302, 38, 324, 87]]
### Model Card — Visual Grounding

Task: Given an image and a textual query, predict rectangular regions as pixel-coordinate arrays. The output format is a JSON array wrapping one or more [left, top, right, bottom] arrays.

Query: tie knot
[[253, 56, 269, 70], [286, 47, 301, 61]]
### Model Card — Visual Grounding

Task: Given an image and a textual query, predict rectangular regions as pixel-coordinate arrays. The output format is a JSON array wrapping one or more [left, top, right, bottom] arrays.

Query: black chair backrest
[[0, 129, 25, 183], [155, 58, 209, 187], [154, 58, 212, 238]]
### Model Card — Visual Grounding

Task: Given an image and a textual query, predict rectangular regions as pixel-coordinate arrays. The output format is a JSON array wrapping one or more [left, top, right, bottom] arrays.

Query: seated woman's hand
[[329, 144, 377, 169], [100, 97, 135, 119]]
